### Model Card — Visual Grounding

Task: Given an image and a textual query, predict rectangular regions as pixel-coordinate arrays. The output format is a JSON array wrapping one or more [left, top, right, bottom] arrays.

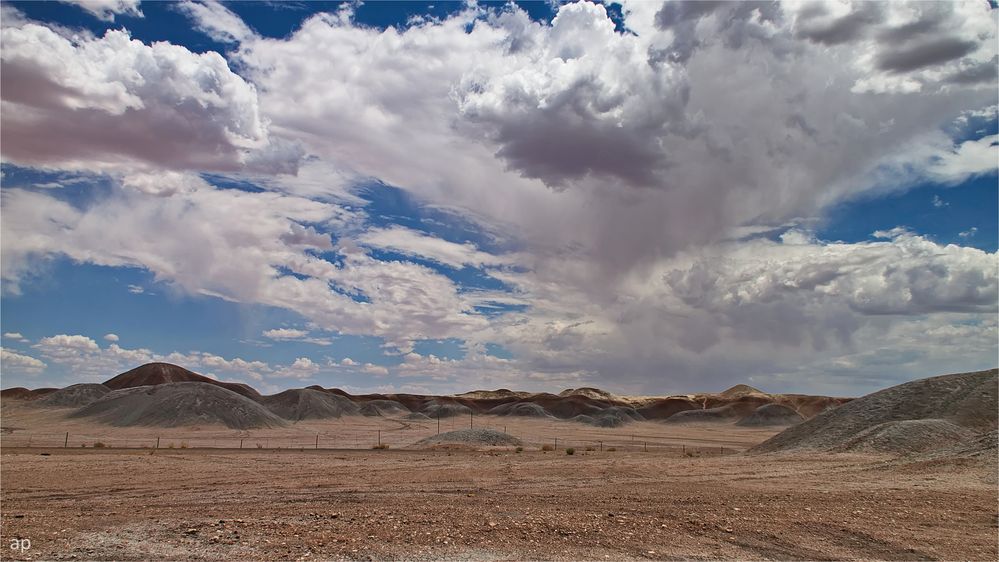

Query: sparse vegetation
[[93, 441, 106, 448], [541, 444, 554, 452], [565, 447, 575, 455], [180, 442, 188, 449], [515, 446, 523, 453], [372, 443, 389, 449], [585, 446, 595, 451], [607, 447, 616, 452]]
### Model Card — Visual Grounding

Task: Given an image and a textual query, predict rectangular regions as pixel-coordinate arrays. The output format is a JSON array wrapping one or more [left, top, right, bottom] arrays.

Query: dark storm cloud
[[795, 2, 883, 45], [944, 57, 999, 85], [876, 37, 979, 73]]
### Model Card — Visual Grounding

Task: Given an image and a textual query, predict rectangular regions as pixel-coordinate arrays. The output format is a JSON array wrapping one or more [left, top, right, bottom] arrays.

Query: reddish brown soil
[[1, 447, 994, 561]]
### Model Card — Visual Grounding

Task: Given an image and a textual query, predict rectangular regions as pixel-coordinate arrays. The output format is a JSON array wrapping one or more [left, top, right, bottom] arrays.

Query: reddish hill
[[103, 362, 261, 401], [1, 387, 57, 400]]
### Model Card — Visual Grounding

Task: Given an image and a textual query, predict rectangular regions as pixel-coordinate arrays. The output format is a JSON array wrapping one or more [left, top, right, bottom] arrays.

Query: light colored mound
[[454, 389, 533, 400], [558, 387, 618, 401], [719, 384, 768, 398], [359, 400, 410, 417], [662, 405, 740, 424], [753, 368, 998, 454], [831, 419, 977, 454], [405, 412, 432, 421], [71, 382, 287, 429], [414, 429, 522, 448], [37, 384, 110, 407], [488, 402, 553, 418], [421, 401, 473, 418], [262, 389, 360, 421], [737, 403, 804, 427]]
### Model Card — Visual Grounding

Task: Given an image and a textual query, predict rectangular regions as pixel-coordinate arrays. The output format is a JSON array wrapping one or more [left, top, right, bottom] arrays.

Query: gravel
[[414, 429, 523, 447]]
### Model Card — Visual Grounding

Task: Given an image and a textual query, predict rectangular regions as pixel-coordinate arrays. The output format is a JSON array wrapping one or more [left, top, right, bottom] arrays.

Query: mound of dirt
[[753, 368, 998, 454], [358, 400, 410, 417], [719, 384, 767, 398], [558, 387, 618, 401], [405, 412, 432, 421], [37, 384, 110, 408], [1, 387, 39, 400], [262, 389, 360, 421], [415, 429, 522, 448], [71, 382, 286, 429], [737, 404, 804, 427], [488, 402, 553, 418], [637, 397, 700, 419], [421, 401, 473, 418], [104, 362, 261, 401], [831, 419, 977, 454], [662, 405, 741, 424]]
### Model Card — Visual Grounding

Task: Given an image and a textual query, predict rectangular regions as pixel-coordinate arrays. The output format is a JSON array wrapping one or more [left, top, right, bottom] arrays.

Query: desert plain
[[1, 410, 996, 561]]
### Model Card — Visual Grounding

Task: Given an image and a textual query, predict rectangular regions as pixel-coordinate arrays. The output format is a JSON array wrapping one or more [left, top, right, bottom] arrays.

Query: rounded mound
[[262, 389, 360, 421], [421, 401, 472, 418], [415, 429, 522, 448], [359, 399, 410, 417], [38, 384, 110, 408], [737, 403, 804, 427], [405, 412, 432, 421], [71, 382, 286, 429], [488, 402, 553, 418], [637, 397, 699, 420], [104, 362, 261, 401], [662, 405, 740, 424], [753, 369, 998, 454]]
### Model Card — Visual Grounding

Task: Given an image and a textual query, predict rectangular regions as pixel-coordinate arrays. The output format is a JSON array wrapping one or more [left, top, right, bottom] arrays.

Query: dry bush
[[93, 442, 106, 448], [541, 444, 554, 452], [565, 448, 575, 455], [372, 443, 389, 450]]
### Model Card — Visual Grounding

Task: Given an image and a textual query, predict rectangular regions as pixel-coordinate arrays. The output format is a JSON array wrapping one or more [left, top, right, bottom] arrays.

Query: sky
[[0, 0, 996, 397]]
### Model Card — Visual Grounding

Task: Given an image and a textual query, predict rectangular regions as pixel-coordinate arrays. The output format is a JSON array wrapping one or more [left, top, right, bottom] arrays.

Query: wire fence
[[0, 430, 741, 455]]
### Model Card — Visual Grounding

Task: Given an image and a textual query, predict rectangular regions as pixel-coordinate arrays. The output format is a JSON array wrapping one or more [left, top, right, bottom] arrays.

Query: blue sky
[[0, 0, 996, 396]]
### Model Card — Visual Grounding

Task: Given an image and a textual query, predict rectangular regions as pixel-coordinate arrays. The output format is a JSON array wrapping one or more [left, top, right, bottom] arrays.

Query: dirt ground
[[2, 443, 996, 561]]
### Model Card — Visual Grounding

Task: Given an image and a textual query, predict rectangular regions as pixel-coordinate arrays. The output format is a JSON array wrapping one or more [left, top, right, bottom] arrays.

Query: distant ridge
[[718, 384, 767, 398], [103, 362, 262, 401]]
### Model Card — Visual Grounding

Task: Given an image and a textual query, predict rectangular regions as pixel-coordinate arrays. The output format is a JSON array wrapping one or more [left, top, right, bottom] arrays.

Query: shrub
[[585, 446, 595, 451], [541, 444, 554, 452], [167, 443, 175, 449], [256, 443, 263, 449], [372, 443, 389, 450], [565, 448, 575, 455], [180, 442, 188, 449], [93, 441, 106, 448], [80, 444, 87, 448], [515, 446, 523, 453], [607, 447, 617, 452]]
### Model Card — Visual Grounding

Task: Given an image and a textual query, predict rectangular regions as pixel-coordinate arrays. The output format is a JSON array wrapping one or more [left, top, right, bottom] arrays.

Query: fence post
[[599, 440, 602, 452], [437, 411, 440, 435], [469, 410, 473, 429], [554, 437, 558, 451], [27, 435, 31, 448], [644, 441, 648, 452], [315, 434, 319, 449], [64, 432, 68, 448], [682, 444, 685, 455], [378, 430, 381, 446]]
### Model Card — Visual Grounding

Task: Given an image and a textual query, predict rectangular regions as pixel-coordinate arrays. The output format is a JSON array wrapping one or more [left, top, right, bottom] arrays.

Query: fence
[[0, 430, 741, 456]]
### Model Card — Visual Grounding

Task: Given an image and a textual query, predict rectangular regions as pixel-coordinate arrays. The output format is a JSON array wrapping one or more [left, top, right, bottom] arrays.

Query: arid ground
[[1, 410, 995, 561]]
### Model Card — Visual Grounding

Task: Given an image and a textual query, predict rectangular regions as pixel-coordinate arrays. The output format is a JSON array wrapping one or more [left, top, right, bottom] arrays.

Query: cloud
[[959, 227, 978, 238], [3, 332, 27, 342], [262, 328, 309, 340], [357, 226, 511, 270], [932, 195, 948, 208], [1, 347, 47, 374], [127, 284, 145, 294], [103, 333, 119, 342], [0, 23, 299, 175], [59, 0, 142, 22], [176, 1, 254, 45]]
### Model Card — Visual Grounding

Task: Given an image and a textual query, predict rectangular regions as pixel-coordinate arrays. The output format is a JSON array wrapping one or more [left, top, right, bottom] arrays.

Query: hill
[[103, 362, 262, 401], [262, 389, 360, 421], [71, 382, 286, 429], [753, 368, 998, 454]]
